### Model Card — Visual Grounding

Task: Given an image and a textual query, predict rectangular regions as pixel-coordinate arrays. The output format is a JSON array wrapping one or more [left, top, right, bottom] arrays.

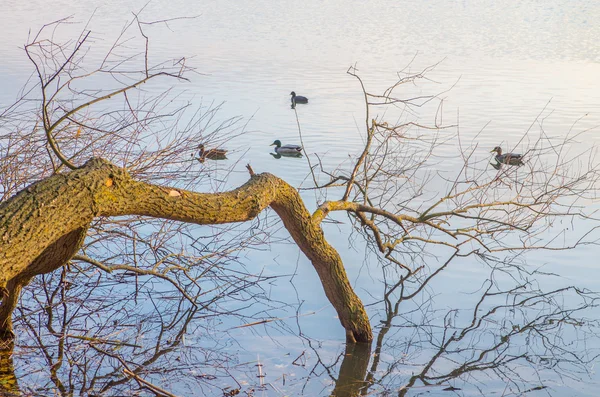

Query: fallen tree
[[0, 158, 371, 342]]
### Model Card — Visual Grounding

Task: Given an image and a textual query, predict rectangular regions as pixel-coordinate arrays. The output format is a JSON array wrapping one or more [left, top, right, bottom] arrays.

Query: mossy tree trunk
[[0, 158, 372, 343]]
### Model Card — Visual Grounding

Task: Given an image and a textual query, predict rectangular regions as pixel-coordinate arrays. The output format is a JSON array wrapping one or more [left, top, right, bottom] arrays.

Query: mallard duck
[[290, 91, 308, 105], [198, 144, 228, 161], [271, 140, 302, 154], [490, 146, 523, 166]]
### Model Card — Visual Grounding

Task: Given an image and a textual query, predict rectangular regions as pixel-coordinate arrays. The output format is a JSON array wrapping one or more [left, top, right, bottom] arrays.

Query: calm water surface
[[2, 1, 600, 395]]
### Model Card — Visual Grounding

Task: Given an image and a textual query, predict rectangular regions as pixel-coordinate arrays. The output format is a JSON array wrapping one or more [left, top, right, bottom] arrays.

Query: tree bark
[[0, 158, 372, 342], [0, 227, 88, 339]]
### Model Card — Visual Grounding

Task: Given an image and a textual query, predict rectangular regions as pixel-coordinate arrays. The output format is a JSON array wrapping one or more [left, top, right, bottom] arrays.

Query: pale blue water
[[2, 1, 600, 395]]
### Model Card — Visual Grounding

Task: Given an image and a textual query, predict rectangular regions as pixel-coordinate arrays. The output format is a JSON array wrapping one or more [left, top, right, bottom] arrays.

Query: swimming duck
[[490, 146, 523, 166], [198, 144, 228, 161], [290, 91, 308, 105], [271, 140, 303, 154]]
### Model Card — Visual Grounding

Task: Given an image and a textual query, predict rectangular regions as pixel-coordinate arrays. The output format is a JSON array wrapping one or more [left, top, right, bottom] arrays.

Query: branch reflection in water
[[2, 253, 599, 396], [3, 255, 286, 396], [304, 259, 599, 396]]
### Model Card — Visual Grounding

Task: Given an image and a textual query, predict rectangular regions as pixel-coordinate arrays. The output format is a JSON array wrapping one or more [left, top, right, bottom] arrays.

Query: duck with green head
[[271, 140, 303, 154]]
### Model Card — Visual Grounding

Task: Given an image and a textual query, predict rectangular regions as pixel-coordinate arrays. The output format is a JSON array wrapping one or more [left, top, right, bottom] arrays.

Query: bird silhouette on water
[[290, 91, 308, 108]]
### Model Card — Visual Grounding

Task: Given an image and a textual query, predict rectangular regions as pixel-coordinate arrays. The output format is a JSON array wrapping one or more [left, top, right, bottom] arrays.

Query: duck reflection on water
[[269, 151, 303, 159]]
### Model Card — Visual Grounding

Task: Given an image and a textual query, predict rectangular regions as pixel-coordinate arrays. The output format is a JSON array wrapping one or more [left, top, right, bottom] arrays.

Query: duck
[[271, 140, 303, 154], [490, 146, 523, 166], [198, 144, 228, 162], [290, 91, 308, 105]]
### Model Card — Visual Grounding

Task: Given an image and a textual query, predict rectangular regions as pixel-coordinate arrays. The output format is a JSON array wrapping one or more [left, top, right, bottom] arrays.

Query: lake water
[[2, 1, 600, 396]]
